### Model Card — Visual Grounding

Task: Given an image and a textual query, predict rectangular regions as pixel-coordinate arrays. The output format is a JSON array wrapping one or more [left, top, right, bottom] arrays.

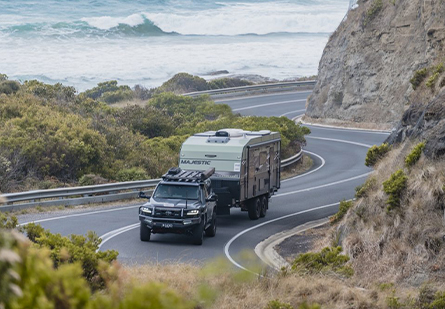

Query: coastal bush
[[410, 68, 428, 90], [21, 223, 118, 290], [80, 80, 135, 104], [355, 177, 377, 198], [116, 167, 148, 182], [101, 87, 134, 104], [23, 80, 76, 103], [0, 73, 7, 81], [365, 143, 391, 167], [0, 213, 18, 229], [79, 174, 108, 186], [330, 200, 354, 224], [265, 299, 293, 309], [0, 105, 108, 180], [0, 80, 21, 95], [405, 142, 425, 168], [291, 246, 353, 277], [208, 77, 253, 89], [364, 0, 383, 26], [382, 169, 407, 211], [426, 73, 440, 89], [114, 104, 176, 138], [1, 229, 193, 309], [155, 73, 209, 94]]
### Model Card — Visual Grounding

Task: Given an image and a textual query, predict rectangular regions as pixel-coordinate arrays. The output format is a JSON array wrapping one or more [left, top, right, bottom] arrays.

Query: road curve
[[17, 91, 389, 272]]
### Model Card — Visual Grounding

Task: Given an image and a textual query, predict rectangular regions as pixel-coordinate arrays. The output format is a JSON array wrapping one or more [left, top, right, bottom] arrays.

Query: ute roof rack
[[162, 167, 215, 183]]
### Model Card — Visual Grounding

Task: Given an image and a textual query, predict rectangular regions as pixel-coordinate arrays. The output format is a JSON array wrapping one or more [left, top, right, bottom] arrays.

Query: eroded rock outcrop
[[306, 0, 445, 128]]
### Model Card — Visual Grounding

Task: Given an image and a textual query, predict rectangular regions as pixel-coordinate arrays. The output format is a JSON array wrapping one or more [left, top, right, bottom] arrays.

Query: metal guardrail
[[0, 153, 303, 211], [183, 81, 316, 99]]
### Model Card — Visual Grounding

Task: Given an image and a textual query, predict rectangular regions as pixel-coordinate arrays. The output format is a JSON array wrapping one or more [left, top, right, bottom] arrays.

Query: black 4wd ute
[[138, 167, 217, 245]]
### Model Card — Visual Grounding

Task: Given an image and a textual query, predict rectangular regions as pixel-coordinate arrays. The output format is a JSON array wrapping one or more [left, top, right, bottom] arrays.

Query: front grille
[[153, 208, 182, 218]]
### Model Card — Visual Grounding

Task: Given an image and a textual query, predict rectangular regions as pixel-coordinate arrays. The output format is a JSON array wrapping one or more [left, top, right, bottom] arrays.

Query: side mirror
[[138, 191, 150, 199], [206, 194, 217, 202]]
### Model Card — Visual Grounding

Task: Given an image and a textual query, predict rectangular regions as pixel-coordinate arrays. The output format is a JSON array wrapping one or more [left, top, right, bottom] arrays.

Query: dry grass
[[281, 154, 313, 180], [326, 141, 445, 288], [122, 258, 392, 309], [302, 116, 393, 131]]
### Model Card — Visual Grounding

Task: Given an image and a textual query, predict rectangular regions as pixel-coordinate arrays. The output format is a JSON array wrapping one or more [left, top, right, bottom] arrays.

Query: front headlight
[[141, 207, 152, 214], [186, 209, 200, 216]]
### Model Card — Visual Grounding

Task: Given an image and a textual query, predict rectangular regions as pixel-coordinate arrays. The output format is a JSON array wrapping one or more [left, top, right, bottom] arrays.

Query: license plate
[[162, 223, 173, 228]]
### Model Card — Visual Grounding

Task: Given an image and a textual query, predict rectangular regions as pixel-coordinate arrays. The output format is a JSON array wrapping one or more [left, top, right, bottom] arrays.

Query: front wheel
[[248, 197, 261, 220], [192, 219, 204, 245], [140, 222, 151, 241], [205, 211, 217, 237]]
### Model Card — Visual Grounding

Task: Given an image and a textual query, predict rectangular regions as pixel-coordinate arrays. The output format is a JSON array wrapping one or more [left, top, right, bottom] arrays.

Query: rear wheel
[[205, 211, 217, 237], [248, 197, 261, 220], [140, 222, 151, 241], [260, 195, 268, 218], [192, 219, 204, 245]]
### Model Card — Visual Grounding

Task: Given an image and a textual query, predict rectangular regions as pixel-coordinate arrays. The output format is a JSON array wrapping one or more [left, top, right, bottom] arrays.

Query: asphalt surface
[[17, 91, 390, 272]]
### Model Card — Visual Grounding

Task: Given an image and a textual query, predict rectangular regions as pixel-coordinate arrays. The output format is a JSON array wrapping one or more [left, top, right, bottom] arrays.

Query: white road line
[[281, 150, 325, 183], [224, 202, 340, 274], [97, 223, 139, 252], [233, 99, 306, 111], [274, 172, 371, 198], [19, 205, 141, 226], [215, 91, 312, 102], [279, 109, 306, 117]]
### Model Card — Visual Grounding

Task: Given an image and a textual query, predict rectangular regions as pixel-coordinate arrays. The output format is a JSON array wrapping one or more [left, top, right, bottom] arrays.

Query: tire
[[192, 219, 204, 245], [248, 197, 261, 220], [140, 222, 151, 241], [205, 211, 217, 237], [260, 195, 268, 218]]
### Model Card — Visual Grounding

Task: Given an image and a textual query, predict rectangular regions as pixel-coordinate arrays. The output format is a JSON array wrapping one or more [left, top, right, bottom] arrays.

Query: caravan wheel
[[248, 197, 261, 220]]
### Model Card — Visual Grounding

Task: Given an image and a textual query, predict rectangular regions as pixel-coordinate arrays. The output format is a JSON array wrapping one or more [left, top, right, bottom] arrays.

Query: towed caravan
[[179, 129, 281, 220]]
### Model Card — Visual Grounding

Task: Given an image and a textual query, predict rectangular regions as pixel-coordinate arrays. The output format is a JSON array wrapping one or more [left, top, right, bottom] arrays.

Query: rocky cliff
[[306, 0, 445, 129]]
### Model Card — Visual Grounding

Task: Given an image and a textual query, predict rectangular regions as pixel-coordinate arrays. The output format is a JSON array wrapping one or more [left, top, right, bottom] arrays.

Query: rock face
[[386, 88, 445, 158], [306, 0, 445, 128]]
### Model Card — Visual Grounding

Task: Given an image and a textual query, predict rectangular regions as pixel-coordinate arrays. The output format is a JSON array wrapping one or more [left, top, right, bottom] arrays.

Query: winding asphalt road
[[17, 91, 389, 272]]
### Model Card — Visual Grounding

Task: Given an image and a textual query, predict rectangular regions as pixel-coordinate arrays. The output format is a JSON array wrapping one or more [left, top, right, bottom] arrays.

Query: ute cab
[[138, 167, 217, 245]]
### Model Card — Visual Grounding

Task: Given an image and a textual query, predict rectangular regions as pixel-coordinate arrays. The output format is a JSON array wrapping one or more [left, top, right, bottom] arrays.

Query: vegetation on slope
[[0, 74, 309, 193]]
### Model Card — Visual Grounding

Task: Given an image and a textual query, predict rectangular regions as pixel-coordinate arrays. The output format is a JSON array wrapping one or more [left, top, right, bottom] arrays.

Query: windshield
[[153, 184, 200, 200]]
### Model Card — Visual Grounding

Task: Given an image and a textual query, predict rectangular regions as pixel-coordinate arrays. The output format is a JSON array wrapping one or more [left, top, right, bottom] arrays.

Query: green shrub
[[208, 78, 253, 89], [0, 80, 21, 95], [291, 246, 353, 277], [298, 303, 321, 309], [155, 73, 209, 94], [101, 88, 134, 104], [23, 80, 76, 103], [0, 213, 18, 229], [0, 73, 8, 81], [21, 223, 118, 290], [265, 299, 293, 309], [365, 143, 391, 167], [405, 142, 425, 168], [79, 174, 108, 186], [330, 200, 354, 224], [355, 177, 377, 198], [429, 291, 445, 309], [410, 68, 428, 90], [1, 229, 193, 309], [116, 167, 148, 182], [383, 169, 408, 211], [364, 0, 383, 26], [426, 72, 440, 89]]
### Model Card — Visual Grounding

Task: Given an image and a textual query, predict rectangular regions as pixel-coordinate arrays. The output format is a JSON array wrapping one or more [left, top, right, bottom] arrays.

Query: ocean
[[0, 0, 350, 92]]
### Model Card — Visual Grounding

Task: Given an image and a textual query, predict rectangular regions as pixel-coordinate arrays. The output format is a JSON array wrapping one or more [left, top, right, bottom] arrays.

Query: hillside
[[305, 0, 445, 129]]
